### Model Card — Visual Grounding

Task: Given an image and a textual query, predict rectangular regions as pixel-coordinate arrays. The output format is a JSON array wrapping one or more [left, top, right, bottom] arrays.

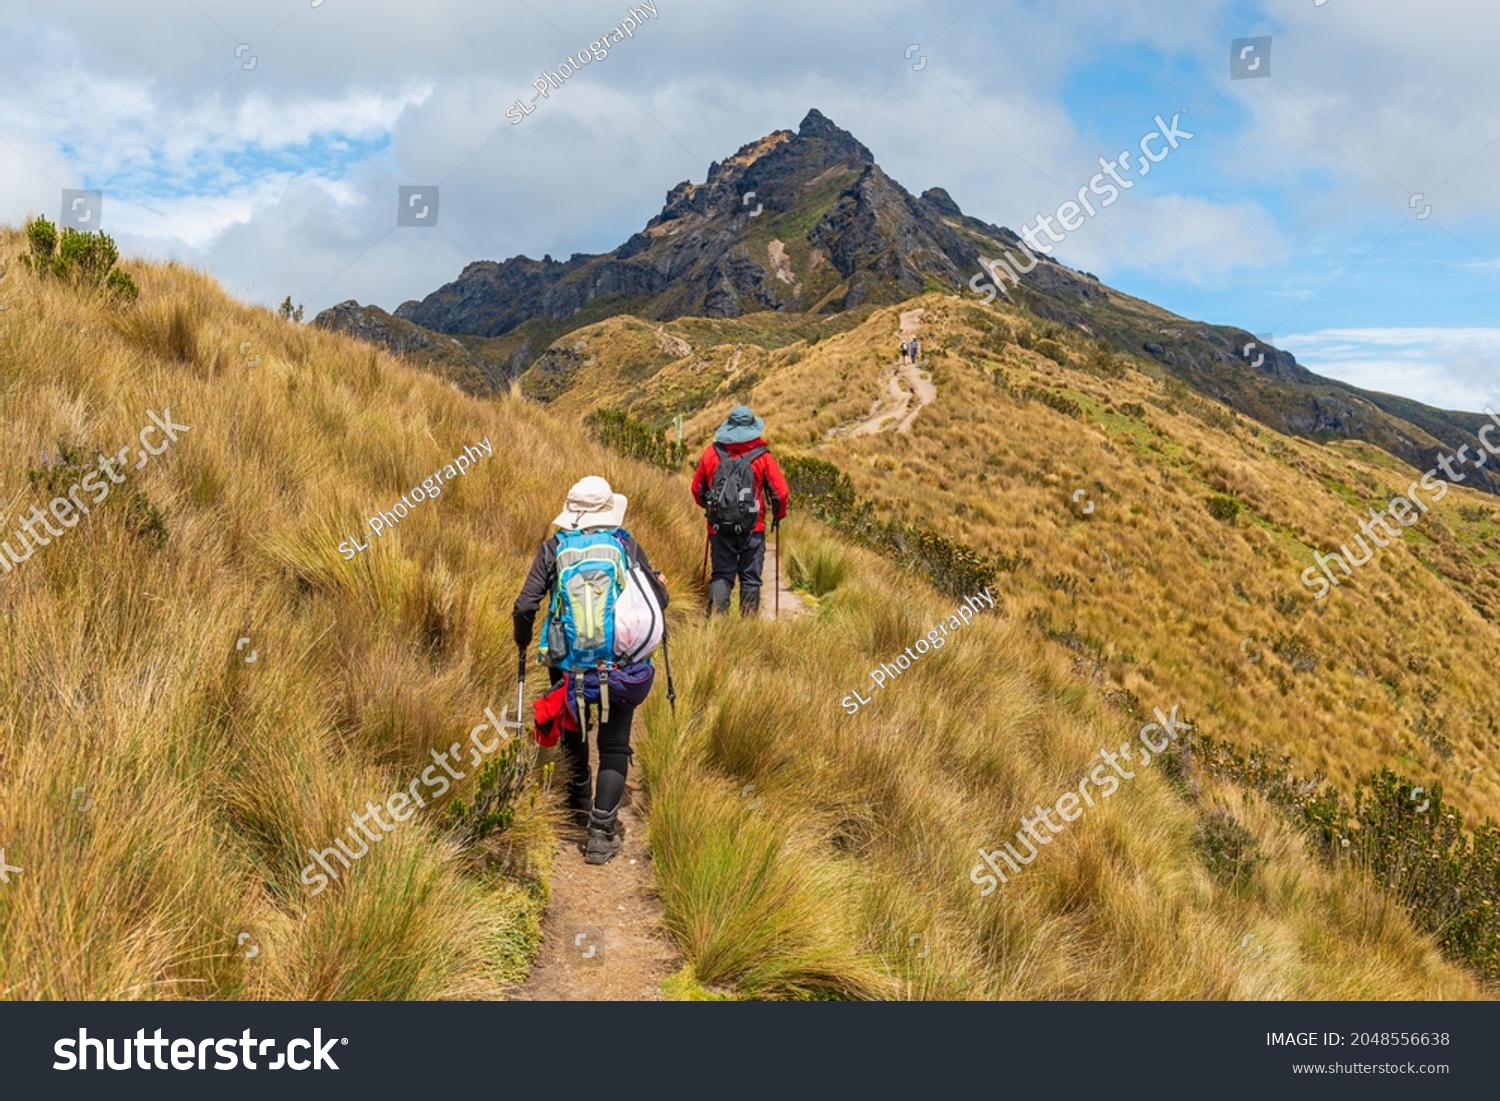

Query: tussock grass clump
[[786, 532, 849, 597]]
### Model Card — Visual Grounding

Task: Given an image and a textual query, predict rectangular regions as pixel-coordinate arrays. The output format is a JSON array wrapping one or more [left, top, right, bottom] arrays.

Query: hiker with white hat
[[513, 475, 670, 864], [690, 405, 790, 617]]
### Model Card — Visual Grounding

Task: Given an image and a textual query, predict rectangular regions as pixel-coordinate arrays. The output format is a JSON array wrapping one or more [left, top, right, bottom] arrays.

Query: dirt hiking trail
[[511, 757, 680, 1000], [762, 546, 807, 620], [837, 308, 935, 439]]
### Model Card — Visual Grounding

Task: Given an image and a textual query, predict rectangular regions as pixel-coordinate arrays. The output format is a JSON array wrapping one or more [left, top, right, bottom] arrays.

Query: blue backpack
[[540, 527, 631, 674]]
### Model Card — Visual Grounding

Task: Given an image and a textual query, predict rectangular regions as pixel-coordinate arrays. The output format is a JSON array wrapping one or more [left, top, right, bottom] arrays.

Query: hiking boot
[[739, 585, 761, 617], [565, 778, 593, 828], [708, 579, 732, 617], [584, 806, 624, 865]]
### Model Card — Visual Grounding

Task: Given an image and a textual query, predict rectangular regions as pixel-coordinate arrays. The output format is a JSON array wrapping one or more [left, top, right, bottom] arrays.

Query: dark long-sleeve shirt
[[512, 530, 669, 651]]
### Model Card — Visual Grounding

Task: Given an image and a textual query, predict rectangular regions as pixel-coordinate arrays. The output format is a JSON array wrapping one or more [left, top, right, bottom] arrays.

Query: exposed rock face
[[314, 300, 445, 356], [311, 299, 502, 392], [325, 108, 1500, 496], [391, 109, 1072, 334]]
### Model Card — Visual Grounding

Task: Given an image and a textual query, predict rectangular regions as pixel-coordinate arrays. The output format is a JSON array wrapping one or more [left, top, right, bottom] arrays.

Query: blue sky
[[2, 0, 1496, 411]]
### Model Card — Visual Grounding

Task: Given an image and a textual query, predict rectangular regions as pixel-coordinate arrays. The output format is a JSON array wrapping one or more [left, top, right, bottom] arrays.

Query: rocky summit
[[316, 109, 1500, 496]]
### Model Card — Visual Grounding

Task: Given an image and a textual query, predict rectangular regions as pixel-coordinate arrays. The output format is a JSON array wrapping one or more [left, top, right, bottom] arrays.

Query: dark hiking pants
[[549, 668, 635, 813], [708, 530, 765, 615]]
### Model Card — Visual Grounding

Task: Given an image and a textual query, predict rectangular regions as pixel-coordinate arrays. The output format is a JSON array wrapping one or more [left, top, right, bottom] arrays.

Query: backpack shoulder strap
[[613, 528, 640, 566]]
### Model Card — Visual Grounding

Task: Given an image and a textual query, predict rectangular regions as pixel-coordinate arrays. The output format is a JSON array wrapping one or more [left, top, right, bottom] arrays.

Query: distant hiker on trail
[[513, 476, 669, 865], [900, 340, 909, 362], [691, 405, 790, 617], [910, 338, 920, 363]]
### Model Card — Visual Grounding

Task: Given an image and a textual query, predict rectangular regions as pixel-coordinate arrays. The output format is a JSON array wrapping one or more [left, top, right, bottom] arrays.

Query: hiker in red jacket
[[690, 405, 790, 616]]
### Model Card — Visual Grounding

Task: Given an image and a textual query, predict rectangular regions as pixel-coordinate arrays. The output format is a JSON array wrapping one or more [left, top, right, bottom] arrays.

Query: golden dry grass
[[0, 231, 689, 999], [634, 523, 1481, 999], [523, 291, 1500, 998], [2, 231, 1492, 1002]]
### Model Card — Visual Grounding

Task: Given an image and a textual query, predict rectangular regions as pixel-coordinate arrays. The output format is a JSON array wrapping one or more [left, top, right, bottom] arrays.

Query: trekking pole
[[773, 522, 781, 620], [660, 624, 677, 721], [516, 646, 526, 736]]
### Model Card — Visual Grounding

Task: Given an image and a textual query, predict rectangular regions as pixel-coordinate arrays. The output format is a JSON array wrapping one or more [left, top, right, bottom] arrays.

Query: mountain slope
[[2, 231, 1491, 1000]]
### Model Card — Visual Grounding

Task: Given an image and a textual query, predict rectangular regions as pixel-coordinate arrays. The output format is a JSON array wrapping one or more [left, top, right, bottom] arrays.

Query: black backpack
[[705, 444, 767, 534]]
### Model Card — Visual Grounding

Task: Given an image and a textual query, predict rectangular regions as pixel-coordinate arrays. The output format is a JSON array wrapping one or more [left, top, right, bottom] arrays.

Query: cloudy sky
[[3, 0, 1497, 411]]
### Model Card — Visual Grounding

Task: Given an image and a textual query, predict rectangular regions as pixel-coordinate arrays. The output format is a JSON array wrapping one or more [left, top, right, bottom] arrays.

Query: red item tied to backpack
[[531, 681, 580, 747]]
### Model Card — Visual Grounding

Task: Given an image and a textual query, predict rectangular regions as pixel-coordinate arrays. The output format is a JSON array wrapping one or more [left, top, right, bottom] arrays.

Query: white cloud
[[0, 0, 1493, 414], [1280, 327, 1500, 412]]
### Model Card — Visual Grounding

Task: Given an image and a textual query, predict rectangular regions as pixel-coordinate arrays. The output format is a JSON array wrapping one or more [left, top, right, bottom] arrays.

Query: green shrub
[[1270, 633, 1319, 673], [445, 737, 534, 848], [584, 407, 689, 470], [1194, 807, 1265, 888], [1035, 338, 1070, 366], [22, 217, 138, 301], [23, 216, 57, 270], [1085, 343, 1125, 378], [1207, 494, 1241, 522], [1182, 732, 1500, 983], [26, 438, 167, 547], [1016, 385, 1082, 419]]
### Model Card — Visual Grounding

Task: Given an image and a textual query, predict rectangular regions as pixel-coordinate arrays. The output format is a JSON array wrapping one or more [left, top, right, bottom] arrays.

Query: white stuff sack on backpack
[[613, 566, 665, 661]]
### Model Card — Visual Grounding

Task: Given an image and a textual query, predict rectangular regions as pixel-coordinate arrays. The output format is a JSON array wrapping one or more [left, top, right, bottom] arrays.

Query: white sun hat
[[552, 475, 628, 530]]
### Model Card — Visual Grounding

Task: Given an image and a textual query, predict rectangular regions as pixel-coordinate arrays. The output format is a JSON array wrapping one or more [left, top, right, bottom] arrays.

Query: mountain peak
[[797, 108, 873, 162]]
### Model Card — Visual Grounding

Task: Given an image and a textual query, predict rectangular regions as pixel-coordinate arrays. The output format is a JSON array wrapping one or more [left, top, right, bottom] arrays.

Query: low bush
[[584, 407, 689, 470], [22, 216, 138, 300]]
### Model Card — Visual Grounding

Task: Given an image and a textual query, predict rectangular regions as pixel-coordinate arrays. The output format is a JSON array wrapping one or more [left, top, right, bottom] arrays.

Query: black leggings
[[553, 670, 635, 812]]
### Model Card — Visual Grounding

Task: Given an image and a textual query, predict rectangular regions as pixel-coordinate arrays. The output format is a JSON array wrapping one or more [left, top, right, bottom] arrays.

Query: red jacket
[[691, 437, 790, 534]]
